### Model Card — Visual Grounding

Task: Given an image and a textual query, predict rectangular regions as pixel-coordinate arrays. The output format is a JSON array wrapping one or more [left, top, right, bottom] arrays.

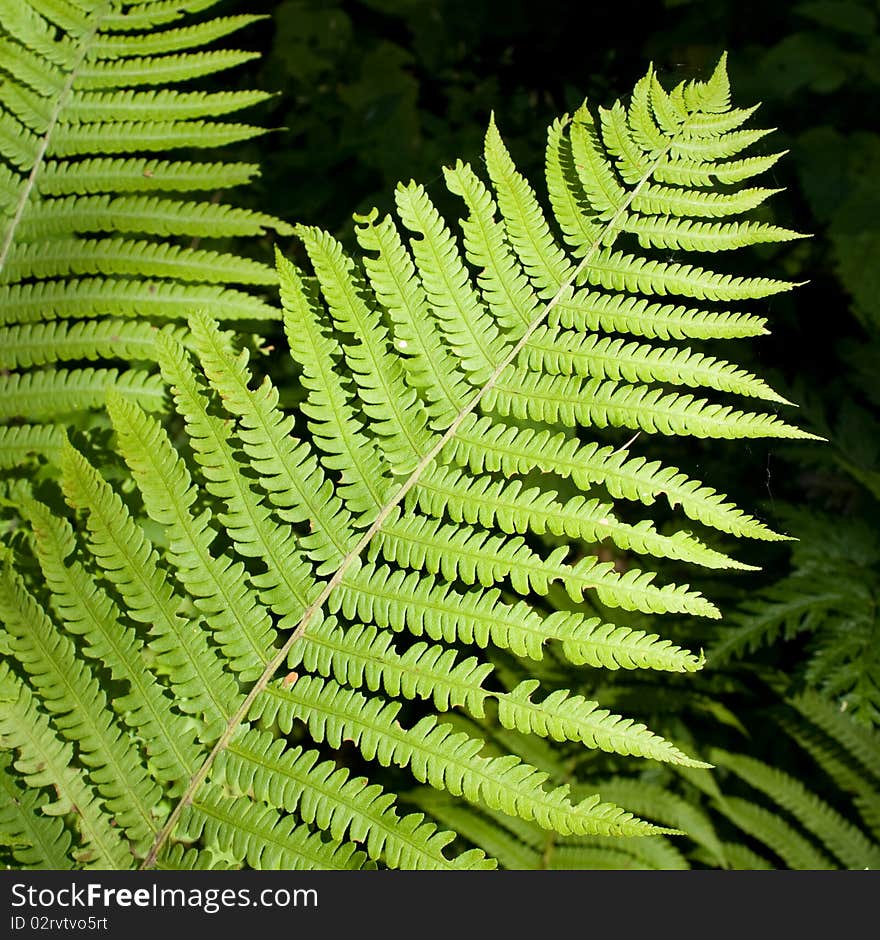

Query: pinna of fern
[[0, 0, 289, 470], [406, 686, 880, 869], [1, 53, 817, 870]]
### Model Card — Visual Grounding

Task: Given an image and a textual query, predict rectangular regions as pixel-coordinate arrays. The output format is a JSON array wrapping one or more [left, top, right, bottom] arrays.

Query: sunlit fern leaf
[[213, 729, 489, 870], [0, 661, 132, 868], [431, 694, 880, 869], [408, 791, 544, 870], [1, 53, 816, 869], [172, 784, 373, 871], [0, 424, 65, 468], [21, 497, 201, 792], [0, 560, 163, 855], [0, 0, 287, 454], [410, 789, 690, 870]]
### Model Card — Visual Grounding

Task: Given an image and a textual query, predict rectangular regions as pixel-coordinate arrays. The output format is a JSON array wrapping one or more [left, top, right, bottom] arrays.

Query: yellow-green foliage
[[0, 0, 289, 457]]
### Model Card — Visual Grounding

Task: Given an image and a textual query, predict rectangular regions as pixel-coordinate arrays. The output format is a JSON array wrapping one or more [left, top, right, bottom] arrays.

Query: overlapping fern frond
[[0, 0, 287, 459], [2, 52, 816, 869]]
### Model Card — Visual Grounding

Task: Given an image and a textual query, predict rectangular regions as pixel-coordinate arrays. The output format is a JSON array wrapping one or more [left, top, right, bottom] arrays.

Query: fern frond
[[107, 393, 278, 682], [0, 0, 284, 434], [177, 785, 370, 871], [0, 367, 164, 419], [298, 224, 435, 471], [497, 680, 709, 767], [215, 729, 494, 870], [1, 51, 814, 870], [0, 561, 161, 851], [411, 463, 751, 571], [721, 842, 775, 870], [154, 845, 236, 871], [0, 662, 131, 868], [412, 789, 690, 869], [155, 329, 317, 631], [550, 288, 768, 341], [0, 752, 73, 869], [188, 313, 356, 569], [780, 714, 880, 841], [77, 52, 262, 90], [37, 157, 260, 195], [277, 252, 393, 522], [0, 424, 64, 466], [410, 792, 541, 869], [445, 414, 788, 540], [23, 499, 200, 790], [521, 328, 788, 403], [393, 181, 507, 384], [292, 616, 493, 715], [487, 371, 813, 439], [373, 510, 720, 617], [91, 15, 267, 58], [333, 562, 701, 670], [0, 279, 277, 324], [99, 1, 225, 33], [355, 209, 471, 428], [256, 675, 667, 839], [713, 516, 880, 724], [711, 796, 835, 870], [551, 834, 689, 870], [1, 237, 276, 284], [17, 194, 292, 240], [710, 584, 842, 665], [59, 442, 239, 739], [0, 320, 186, 369], [592, 777, 726, 865], [631, 182, 782, 219], [792, 691, 880, 780]]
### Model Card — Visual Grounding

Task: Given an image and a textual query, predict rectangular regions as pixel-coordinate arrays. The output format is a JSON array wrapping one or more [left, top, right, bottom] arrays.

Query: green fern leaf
[[0, 752, 73, 869], [256, 675, 666, 839], [0, 50, 816, 870], [0, 424, 64, 466], [176, 785, 370, 871], [0, 662, 131, 868], [215, 729, 493, 870], [0, 367, 164, 419], [0, 561, 162, 851], [0, 0, 285, 435], [23, 499, 200, 790], [59, 441, 239, 739]]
